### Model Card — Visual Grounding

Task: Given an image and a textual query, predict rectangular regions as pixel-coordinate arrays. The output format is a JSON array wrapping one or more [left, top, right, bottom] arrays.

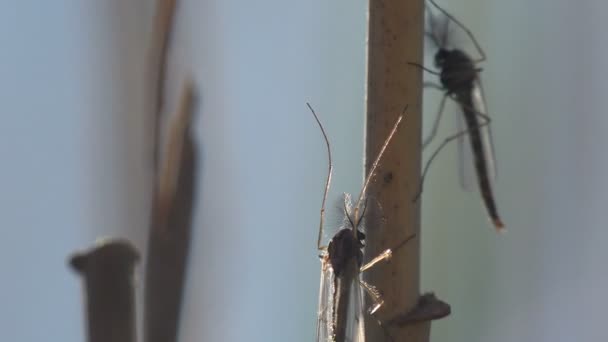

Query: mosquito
[[411, 0, 505, 232], [307, 103, 414, 342]]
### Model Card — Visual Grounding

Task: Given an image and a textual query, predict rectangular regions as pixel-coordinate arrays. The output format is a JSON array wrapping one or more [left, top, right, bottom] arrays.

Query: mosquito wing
[[457, 78, 497, 191], [316, 254, 335, 342], [345, 279, 366, 342], [316, 264, 366, 342]]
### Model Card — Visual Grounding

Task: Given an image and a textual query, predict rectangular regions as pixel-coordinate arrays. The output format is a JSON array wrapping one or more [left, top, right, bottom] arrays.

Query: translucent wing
[[316, 257, 364, 342], [344, 279, 365, 342], [474, 78, 498, 180], [456, 106, 475, 191], [316, 254, 335, 342], [457, 78, 497, 191]]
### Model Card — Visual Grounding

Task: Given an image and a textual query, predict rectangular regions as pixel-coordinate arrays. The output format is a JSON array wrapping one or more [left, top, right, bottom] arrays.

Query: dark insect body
[[308, 103, 410, 342], [415, 0, 504, 231]]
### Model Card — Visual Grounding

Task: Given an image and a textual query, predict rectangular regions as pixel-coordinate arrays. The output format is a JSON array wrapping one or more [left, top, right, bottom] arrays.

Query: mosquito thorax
[[327, 228, 364, 277], [435, 48, 477, 95], [433, 48, 450, 69]]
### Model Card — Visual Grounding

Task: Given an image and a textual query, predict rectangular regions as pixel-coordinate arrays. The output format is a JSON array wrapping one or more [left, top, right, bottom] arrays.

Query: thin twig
[[143, 1, 197, 342], [147, 0, 178, 171], [364, 0, 428, 341]]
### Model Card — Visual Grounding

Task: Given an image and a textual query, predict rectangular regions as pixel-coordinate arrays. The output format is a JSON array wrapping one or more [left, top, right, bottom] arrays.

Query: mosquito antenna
[[343, 194, 356, 231], [346, 196, 369, 234], [307, 103, 334, 251], [353, 106, 407, 228], [427, 0, 486, 61], [357, 197, 369, 228]]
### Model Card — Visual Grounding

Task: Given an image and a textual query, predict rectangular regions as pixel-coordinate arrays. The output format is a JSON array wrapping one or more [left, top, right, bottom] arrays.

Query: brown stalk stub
[[388, 292, 451, 326], [70, 239, 140, 342], [70, 239, 140, 274]]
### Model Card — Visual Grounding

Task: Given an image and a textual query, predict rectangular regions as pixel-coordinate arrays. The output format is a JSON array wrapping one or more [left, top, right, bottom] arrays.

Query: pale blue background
[[1, 0, 606, 341]]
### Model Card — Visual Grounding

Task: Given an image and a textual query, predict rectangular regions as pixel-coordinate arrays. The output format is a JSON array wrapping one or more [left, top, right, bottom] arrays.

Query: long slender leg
[[413, 116, 491, 202], [408, 62, 440, 76], [422, 93, 449, 149], [423, 82, 444, 91], [359, 234, 416, 273], [427, 0, 486, 63], [356, 281, 397, 342], [307, 103, 333, 251], [359, 280, 384, 315], [449, 94, 492, 123], [357, 234, 416, 341], [419, 82, 448, 151], [354, 111, 405, 222]]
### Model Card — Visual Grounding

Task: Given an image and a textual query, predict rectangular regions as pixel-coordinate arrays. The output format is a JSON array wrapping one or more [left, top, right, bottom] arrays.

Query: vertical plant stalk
[[364, 0, 427, 341], [70, 240, 140, 342], [143, 1, 197, 342], [147, 0, 178, 171], [144, 81, 196, 342]]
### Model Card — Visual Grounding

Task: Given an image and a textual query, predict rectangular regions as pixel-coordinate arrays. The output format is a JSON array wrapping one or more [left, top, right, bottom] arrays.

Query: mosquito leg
[[426, 0, 486, 63], [408, 62, 441, 76], [420, 83, 449, 152], [359, 280, 384, 315], [359, 234, 416, 273], [423, 82, 444, 91], [413, 118, 491, 202], [358, 235, 417, 341], [358, 280, 397, 342], [360, 249, 394, 274], [354, 112, 405, 219], [422, 93, 449, 150], [448, 94, 492, 124], [307, 103, 333, 251]]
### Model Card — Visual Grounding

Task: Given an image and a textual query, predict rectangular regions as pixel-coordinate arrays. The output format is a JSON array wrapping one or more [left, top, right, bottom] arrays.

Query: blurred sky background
[[1, 0, 607, 341]]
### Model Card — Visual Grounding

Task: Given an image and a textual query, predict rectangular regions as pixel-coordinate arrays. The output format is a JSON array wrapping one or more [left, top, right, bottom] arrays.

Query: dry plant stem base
[[388, 293, 451, 326], [70, 239, 140, 342]]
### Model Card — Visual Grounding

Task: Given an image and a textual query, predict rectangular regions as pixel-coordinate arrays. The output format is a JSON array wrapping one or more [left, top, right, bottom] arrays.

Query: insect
[[307, 103, 414, 342], [413, 0, 504, 232]]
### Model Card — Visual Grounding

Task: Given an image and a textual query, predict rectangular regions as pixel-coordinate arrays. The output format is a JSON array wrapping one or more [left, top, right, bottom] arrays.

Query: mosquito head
[[328, 228, 364, 276], [434, 48, 450, 69]]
